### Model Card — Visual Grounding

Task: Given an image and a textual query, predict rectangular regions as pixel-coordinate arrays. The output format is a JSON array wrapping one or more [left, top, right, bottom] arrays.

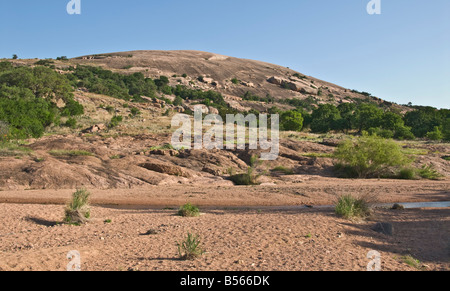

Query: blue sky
[[0, 0, 448, 108]]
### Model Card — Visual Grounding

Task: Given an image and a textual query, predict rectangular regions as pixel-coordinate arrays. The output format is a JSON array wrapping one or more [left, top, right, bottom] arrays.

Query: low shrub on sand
[[178, 203, 200, 217], [335, 194, 372, 220], [64, 188, 91, 225]]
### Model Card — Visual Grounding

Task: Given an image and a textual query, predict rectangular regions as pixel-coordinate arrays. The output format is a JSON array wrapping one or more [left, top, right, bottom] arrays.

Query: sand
[[0, 179, 449, 271]]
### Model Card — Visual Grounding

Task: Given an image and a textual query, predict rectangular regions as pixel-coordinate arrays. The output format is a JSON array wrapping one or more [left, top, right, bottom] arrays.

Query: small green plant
[[335, 194, 372, 220], [177, 232, 204, 260], [177, 203, 200, 217], [104, 219, 112, 224], [443, 156, 450, 161], [231, 78, 240, 84], [64, 188, 91, 225], [305, 233, 312, 238]]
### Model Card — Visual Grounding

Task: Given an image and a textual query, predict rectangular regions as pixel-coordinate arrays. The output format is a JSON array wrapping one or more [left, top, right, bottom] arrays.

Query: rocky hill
[[70, 50, 403, 113]]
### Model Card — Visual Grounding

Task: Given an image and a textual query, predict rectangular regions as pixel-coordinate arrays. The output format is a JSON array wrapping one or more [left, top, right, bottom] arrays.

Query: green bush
[[280, 110, 303, 132], [397, 167, 417, 180], [334, 135, 411, 178], [178, 203, 200, 217], [426, 126, 443, 141], [230, 167, 261, 185], [108, 115, 123, 129], [64, 118, 77, 129], [335, 195, 371, 220]]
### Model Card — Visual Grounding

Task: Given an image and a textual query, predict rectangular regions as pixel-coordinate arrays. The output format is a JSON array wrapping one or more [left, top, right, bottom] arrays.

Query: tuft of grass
[[64, 188, 91, 225], [335, 194, 372, 220], [49, 150, 93, 157], [401, 148, 429, 156], [104, 219, 112, 224], [401, 255, 423, 270], [417, 164, 443, 180], [442, 156, 450, 161], [177, 232, 204, 260], [177, 203, 200, 217]]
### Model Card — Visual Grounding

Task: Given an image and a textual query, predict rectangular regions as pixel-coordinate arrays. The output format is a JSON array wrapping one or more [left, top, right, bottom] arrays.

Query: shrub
[[230, 167, 260, 185], [108, 115, 123, 128], [334, 135, 411, 178], [64, 189, 91, 224], [64, 118, 77, 129], [426, 126, 443, 141], [177, 232, 204, 260], [178, 203, 200, 217], [280, 110, 303, 132], [130, 107, 141, 117], [231, 78, 240, 84], [335, 194, 371, 220], [397, 167, 417, 180]]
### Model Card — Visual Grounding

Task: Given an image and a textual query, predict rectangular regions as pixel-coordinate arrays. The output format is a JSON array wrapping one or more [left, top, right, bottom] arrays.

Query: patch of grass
[[149, 144, 175, 151], [401, 255, 423, 270], [104, 219, 112, 224], [302, 153, 334, 158], [401, 148, 429, 156], [177, 232, 204, 260], [177, 203, 200, 217], [0, 141, 33, 157], [64, 188, 91, 225], [417, 164, 443, 180], [442, 156, 450, 161], [49, 150, 94, 157], [271, 166, 294, 175], [335, 194, 372, 220]]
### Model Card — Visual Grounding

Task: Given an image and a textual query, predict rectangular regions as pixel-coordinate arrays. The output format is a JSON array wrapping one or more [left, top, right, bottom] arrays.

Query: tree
[[310, 104, 341, 133], [12, 54, 18, 60], [280, 110, 303, 131], [404, 107, 442, 138], [353, 103, 383, 133], [443, 118, 450, 141]]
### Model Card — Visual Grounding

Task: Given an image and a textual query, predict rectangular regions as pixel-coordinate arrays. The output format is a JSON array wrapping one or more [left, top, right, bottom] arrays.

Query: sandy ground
[[0, 204, 448, 271], [0, 177, 448, 207], [0, 178, 449, 271]]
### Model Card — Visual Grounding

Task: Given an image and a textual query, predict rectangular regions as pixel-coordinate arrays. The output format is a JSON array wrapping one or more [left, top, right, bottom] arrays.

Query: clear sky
[[0, 0, 448, 109]]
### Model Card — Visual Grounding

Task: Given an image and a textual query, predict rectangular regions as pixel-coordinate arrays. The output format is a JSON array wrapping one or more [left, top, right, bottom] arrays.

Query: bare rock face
[[267, 76, 318, 95], [139, 161, 193, 178]]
